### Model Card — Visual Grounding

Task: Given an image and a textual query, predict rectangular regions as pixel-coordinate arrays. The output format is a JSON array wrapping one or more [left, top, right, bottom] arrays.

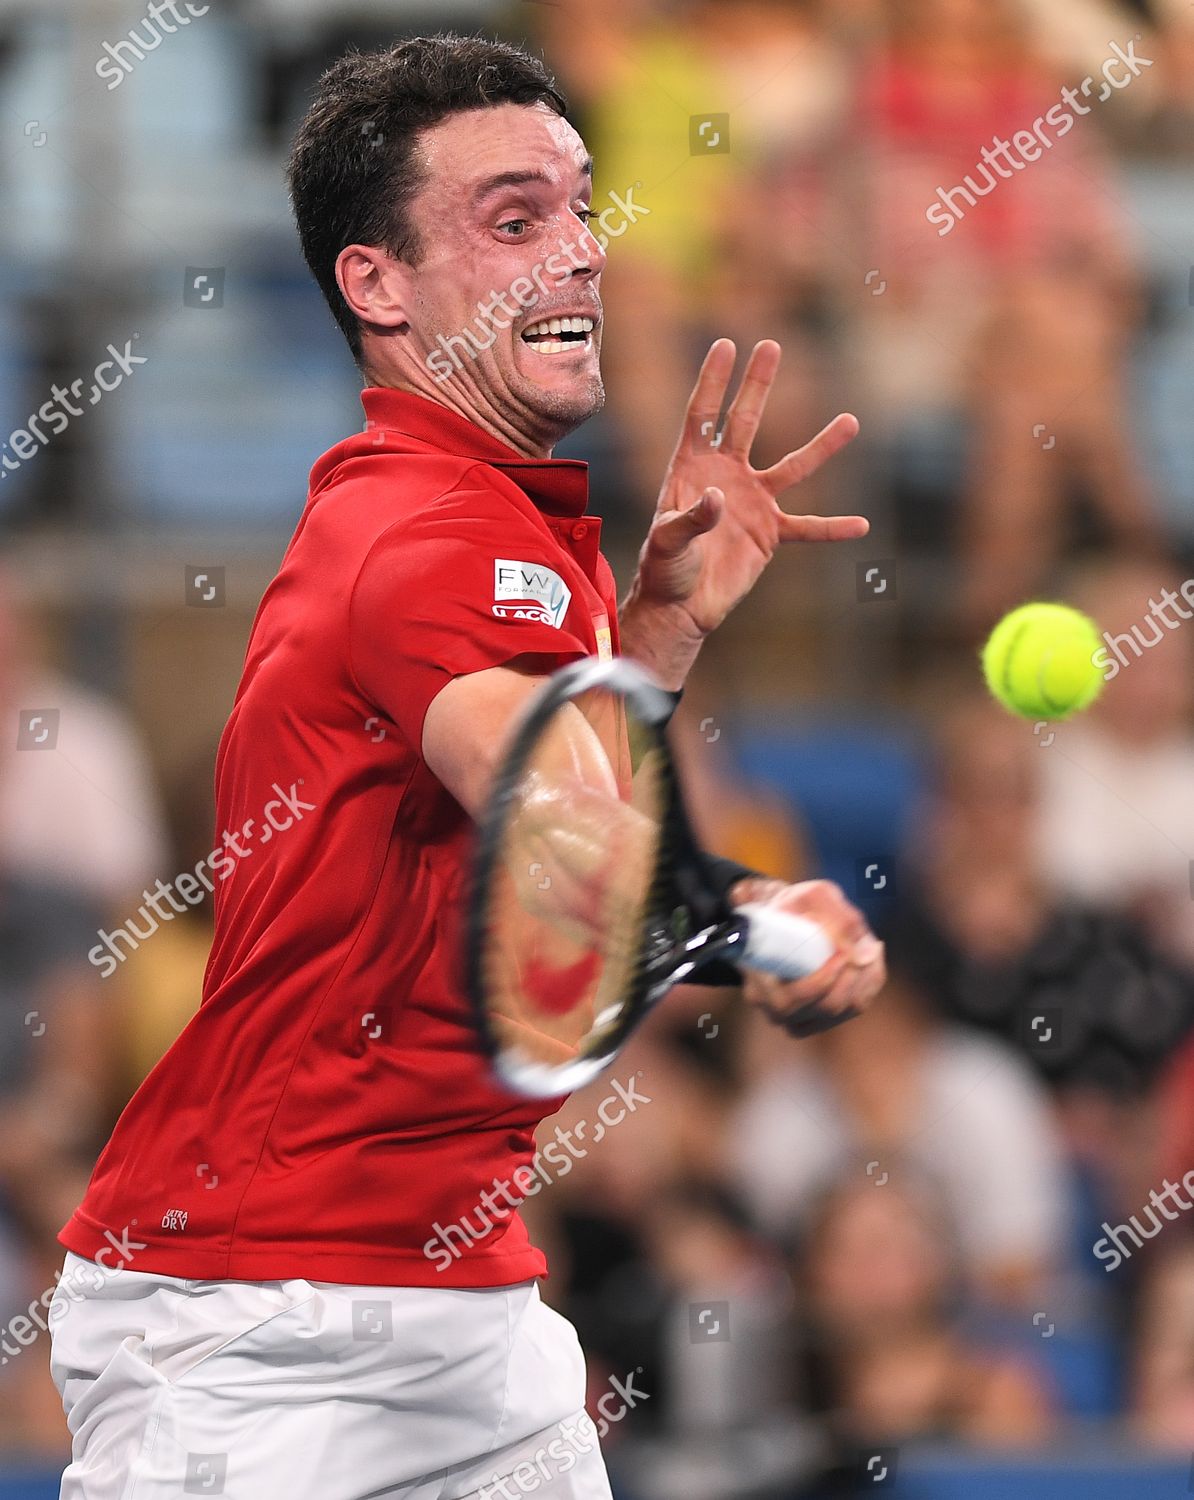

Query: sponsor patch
[[493, 559, 572, 629]]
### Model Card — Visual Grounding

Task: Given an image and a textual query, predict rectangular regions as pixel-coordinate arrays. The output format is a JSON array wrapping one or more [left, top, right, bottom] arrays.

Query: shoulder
[[347, 469, 581, 637], [358, 461, 550, 557]]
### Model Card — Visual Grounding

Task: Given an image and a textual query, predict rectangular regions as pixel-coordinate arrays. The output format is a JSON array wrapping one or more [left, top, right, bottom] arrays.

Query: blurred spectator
[[730, 957, 1070, 1309], [697, 2, 858, 488], [114, 746, 217, 1089], [1129, 0, 1194, 156], [0, 587, 165, 1455], [1132, 1240, 1194, 1447], [0, 784, 111, 1453], [687, 0, 852, 356], [796, 1176, 1057, 1450], [637, 1179, 802, 1476], [0, 573, 169, 913], [855, 0, 1159, 623], [887, 689, 1190, 1345], [1019, 0, 1161, 93], [891, 692, 1191, 1098], [531, 1022, 728, 1381]]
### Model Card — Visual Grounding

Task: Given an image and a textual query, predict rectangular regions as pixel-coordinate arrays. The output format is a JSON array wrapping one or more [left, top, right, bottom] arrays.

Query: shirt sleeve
[[349, 485, 590, 752]]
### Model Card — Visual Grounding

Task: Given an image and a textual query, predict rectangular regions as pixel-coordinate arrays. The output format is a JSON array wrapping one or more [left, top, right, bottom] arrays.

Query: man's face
[[398, 103, 605, 451]]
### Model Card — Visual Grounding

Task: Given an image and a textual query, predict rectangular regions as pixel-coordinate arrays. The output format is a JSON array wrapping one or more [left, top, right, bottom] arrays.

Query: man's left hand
[[620, 339, 865, 686]]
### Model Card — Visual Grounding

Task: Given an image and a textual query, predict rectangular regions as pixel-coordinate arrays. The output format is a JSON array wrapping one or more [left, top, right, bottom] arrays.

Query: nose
[[564, 209, 607, 283]]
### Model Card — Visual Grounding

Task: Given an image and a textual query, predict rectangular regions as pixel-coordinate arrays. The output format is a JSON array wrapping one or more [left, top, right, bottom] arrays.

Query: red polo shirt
[[60, 388, 619, 1286]]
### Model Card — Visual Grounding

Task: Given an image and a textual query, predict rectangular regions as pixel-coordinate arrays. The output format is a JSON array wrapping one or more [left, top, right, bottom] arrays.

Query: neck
[[362, 362, 561, 459]]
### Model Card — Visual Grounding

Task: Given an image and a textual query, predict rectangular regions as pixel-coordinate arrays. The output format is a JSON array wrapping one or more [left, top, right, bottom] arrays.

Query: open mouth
[[520, 316, 595, 355]]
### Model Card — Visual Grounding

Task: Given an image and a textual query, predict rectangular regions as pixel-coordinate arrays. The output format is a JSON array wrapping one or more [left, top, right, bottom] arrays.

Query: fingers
[[746, 953, 848, 1013], [746, 939, 885, 1029], [749, 957, 851, 1013], [761, 412, 859, 495], [818, 942, 884, 1015], [720, 340, 782, 456], [681, 339, 737, 453], [744, 965, 861, 1036], [776, 512, 870, 545], [793, 878, 871, 950], [775, 997, 862, 1039], [737, 879, 886, 1033], [643, 488, 724, 558]]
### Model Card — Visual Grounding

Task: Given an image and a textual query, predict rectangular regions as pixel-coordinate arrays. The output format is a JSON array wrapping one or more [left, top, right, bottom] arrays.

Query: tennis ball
[[981, 602, 1105, 720]]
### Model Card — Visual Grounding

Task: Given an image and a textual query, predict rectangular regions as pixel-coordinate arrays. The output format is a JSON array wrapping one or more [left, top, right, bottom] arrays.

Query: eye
[[498, 218, 531, 238], [575, 208, 594, 225]]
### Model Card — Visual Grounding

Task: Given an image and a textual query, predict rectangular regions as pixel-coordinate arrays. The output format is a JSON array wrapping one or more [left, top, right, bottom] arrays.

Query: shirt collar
[[360, 387, 590, 520]]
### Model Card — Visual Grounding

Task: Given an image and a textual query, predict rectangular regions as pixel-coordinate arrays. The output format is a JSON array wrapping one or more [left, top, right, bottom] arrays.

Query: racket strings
[[477, 692, 670, 1075]]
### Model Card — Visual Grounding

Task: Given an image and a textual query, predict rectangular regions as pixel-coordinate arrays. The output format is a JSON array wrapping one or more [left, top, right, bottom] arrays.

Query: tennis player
[[49, 34, 885, 1500]]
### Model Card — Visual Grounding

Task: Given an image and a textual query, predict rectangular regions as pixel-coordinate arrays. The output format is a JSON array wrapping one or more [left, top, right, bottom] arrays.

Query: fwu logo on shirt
[[492, 559, 572, 629]]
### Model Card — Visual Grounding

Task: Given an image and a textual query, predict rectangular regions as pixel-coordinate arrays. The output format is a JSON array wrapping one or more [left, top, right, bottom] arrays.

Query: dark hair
[[286, 34, 567, 362]]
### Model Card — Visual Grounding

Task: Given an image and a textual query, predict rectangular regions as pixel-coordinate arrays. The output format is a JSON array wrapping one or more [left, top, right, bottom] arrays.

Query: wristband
[[687, 852, 766, 988], [702, 853, 762, 906]]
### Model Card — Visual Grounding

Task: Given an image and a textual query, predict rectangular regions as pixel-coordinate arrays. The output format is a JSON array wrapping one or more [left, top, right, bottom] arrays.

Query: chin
[[524, 372, 606, 436]]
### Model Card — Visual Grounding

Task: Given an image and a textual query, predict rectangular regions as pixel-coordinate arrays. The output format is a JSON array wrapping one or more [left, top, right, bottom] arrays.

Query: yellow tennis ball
[[981, 602, 1105, 720]]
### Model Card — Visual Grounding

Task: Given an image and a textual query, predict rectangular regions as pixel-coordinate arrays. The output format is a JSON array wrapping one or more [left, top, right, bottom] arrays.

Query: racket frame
[[466, 657, 830, 1097]]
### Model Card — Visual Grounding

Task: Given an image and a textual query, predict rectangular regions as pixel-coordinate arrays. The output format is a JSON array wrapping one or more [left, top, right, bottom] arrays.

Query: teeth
[[522, 316, 595, 340]]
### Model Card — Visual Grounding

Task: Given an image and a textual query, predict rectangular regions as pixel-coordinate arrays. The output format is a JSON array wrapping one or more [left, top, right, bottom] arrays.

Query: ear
[[336, 244, 414, 334]]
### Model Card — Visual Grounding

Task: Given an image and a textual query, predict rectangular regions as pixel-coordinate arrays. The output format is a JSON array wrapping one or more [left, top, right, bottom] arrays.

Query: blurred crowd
[[1, 0, 1194, 1493]]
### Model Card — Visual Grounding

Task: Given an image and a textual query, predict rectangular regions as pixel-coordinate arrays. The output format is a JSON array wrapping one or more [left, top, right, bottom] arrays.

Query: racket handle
[[736, 902, 835, 980]]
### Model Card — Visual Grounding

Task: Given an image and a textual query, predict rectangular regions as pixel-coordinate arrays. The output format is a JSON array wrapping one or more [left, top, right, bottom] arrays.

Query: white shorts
[[48, 1252, 612, 1500]]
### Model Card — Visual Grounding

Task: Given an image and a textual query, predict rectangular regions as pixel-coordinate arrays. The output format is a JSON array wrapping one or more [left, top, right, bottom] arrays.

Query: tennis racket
[[466, 656, 837, 1097]]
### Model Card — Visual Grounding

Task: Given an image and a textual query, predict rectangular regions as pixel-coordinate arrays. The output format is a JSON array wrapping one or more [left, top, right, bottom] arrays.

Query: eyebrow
[[471, 157, 594, 205]]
